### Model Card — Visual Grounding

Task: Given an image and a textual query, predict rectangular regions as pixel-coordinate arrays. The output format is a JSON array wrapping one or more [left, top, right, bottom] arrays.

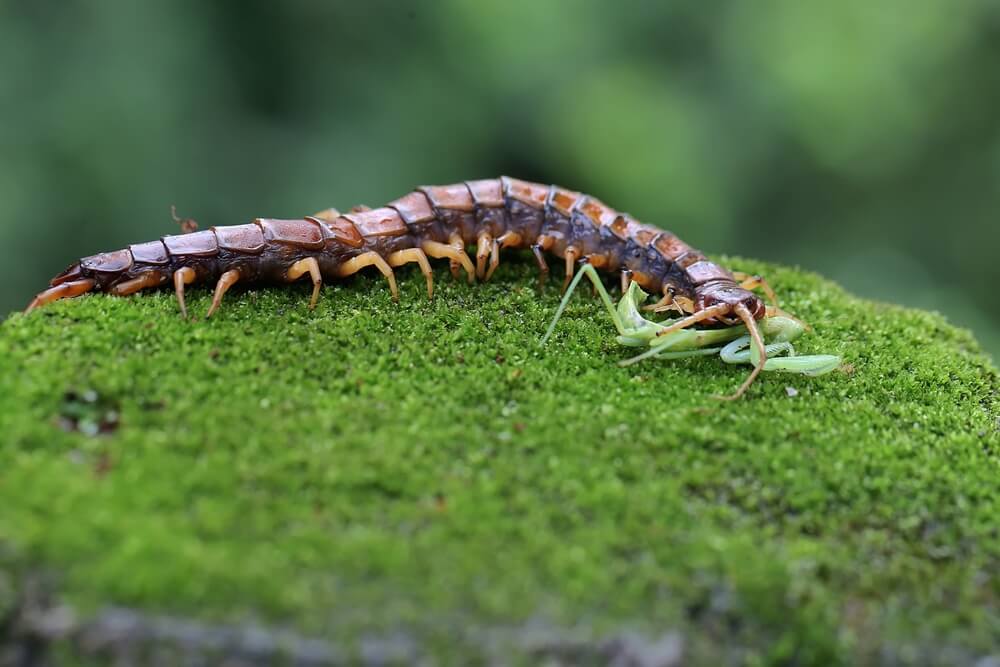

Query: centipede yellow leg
[[338, 251, 399, 302], [476, 232, 493, 281], [311, 207, 342, 223], [388, 248, 434, 299], [531, 234, 554, 290], [206, 270, 241, 318], [562, 246, 581, 294], [110, 271, 167, 297], [422, 240, 475, 284], [485, 231, 520, 282], [287, 257, 323, 309], [173, 267, 196, 319], [446, 233, 474, 283], [620, 269, 633, 293]]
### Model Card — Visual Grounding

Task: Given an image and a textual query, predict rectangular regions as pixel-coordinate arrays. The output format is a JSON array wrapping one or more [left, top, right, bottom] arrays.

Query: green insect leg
[[542, 263, 625, 344]]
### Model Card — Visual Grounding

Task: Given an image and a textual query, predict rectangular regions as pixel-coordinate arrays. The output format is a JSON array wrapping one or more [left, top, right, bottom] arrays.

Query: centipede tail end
[[26, 279, 96, 313]]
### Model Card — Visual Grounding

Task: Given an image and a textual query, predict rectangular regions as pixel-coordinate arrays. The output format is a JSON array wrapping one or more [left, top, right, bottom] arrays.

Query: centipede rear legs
[[25, 279, 96, 313]]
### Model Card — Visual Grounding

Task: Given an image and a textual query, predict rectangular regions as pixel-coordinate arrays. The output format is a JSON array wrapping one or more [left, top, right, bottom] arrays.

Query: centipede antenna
[[716, 304, 768, 401]]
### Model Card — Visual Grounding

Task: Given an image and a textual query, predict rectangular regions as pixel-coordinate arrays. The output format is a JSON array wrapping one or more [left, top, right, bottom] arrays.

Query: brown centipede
[[27, 176, 825, 399]]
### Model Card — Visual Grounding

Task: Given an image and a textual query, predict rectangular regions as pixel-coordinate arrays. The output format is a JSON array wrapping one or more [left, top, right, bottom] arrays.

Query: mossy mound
[[1, 258, 997, 665]]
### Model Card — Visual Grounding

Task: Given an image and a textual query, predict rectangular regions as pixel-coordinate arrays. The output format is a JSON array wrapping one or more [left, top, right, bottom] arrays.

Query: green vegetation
[[1, 259, 998, 665]]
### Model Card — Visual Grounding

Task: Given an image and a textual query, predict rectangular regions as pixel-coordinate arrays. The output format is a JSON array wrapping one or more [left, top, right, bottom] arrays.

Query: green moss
[[1, 258, 998, 664]]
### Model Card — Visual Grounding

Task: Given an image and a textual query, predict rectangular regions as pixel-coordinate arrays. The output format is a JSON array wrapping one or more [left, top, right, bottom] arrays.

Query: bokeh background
[[2, 0, 997, 358]]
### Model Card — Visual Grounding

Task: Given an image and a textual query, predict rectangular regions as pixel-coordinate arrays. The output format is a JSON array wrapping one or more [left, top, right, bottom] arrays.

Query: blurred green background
[[2, 0, 997, 358]]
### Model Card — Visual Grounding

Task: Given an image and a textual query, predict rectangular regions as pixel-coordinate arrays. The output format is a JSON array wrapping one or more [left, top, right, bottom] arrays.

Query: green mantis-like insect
[[542, 264, 841, 396]]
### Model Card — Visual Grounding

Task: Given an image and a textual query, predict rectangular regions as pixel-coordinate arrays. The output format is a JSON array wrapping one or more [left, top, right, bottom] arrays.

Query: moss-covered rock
[[1, 258, 997, 665]]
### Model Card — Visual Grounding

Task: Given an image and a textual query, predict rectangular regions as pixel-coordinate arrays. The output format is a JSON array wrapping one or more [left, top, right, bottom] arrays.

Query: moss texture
[[1, 258, 998, 665]]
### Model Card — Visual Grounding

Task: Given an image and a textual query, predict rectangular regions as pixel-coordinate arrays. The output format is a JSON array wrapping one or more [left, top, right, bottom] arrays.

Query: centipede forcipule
[[26, 176, 821, 400]]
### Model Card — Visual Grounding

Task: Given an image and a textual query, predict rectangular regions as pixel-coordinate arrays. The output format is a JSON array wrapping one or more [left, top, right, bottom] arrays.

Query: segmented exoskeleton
[[27, 177, 827, 399]]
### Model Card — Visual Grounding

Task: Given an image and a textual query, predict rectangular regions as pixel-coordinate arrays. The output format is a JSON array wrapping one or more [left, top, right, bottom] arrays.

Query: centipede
[[26, 176, 840, 399]]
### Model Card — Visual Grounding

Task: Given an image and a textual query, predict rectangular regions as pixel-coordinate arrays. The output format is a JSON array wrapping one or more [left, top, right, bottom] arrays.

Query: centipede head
[[695, 283, 766, 326], [692, 283, 770, 401]]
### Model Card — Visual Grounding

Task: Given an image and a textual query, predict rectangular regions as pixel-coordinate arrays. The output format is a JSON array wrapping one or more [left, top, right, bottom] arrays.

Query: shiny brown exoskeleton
[[28, 177, 780, 398]]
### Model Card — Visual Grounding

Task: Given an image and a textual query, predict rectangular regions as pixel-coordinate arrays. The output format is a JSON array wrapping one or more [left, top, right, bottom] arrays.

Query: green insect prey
[[543, 265, 841, 396]]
